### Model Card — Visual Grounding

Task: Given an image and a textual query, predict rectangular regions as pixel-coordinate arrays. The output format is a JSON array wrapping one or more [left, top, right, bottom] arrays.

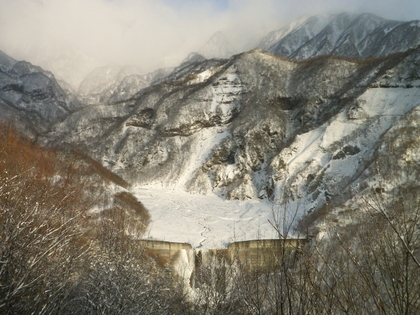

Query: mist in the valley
[[0, 0, 419, 88]]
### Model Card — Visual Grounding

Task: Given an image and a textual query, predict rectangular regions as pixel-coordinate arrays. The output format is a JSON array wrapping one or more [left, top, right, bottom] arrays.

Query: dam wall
[[139, 238, 307, 286], [140, 238, 306, 270], [139, 239, 194, 263], [139, 240, 195, 286], [227, 238, 307, 270]]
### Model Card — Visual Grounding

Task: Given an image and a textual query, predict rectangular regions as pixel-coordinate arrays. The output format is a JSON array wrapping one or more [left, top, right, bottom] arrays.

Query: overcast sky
[[0, 0, 419, 86]]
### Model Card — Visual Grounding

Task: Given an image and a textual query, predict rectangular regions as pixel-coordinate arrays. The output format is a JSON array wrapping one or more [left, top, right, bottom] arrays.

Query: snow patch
[[175, 127, 230, 190], [133, 187, 279, 249], [187, 65, 223, 85], [357, 88, 420, 117]]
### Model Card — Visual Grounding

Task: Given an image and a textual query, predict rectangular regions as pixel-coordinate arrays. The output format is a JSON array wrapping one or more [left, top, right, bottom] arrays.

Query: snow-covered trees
[[0, 125, 188, 314], [0, 126, 90, 313], [1, 123, 419, 314]]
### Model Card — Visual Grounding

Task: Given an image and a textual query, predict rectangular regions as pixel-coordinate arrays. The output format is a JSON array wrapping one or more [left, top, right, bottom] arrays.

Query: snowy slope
[[2, 12, 420, 249], [133, 187, 278, 249], [133, 85, 420, 248], [39, 46, 420, 245]]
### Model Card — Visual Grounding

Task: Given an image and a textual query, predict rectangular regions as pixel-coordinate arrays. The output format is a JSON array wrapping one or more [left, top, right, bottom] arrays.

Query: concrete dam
[[139, 238, 307, 286]]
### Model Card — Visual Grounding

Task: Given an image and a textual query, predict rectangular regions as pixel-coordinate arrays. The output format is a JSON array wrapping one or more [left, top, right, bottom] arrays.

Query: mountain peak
[[257, 12, 415, 59], [180, 52, 207, 66], [198, 31, 236, 59]]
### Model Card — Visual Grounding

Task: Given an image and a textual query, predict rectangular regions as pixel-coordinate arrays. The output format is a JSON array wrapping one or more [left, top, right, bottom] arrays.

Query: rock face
[[42, 45, 420, 221], [258, 13, 420, 59], [0, 51, 81, 136]]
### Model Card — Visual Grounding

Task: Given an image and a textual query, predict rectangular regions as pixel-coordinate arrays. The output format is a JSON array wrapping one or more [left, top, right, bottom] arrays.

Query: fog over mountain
[[1, 0, 420, 89]]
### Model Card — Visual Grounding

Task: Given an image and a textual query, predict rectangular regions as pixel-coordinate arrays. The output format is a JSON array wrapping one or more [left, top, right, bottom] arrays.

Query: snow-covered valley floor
[[132, 187, 280, 249]]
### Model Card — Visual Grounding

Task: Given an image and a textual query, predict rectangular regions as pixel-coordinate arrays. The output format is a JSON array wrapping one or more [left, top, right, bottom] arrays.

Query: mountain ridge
[[258, 12, 420, 59], [40, 46, 420, 227], [0, 53, 82, 136]]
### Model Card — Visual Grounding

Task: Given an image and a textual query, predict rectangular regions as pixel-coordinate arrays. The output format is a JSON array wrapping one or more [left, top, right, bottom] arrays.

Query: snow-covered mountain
[[41, 44, 420, 236], [78, 65, 173, 104], [76, 31, 236, 106], [0, 50, 81, 136], [0, 50, 17, 72], [27, 43, 102, 91], [198, 31, 237, 59], [258, 13, 420, 59], [3, 13, 420, 240], [106, 68, 173, 104], [78, 64, 127, 96]]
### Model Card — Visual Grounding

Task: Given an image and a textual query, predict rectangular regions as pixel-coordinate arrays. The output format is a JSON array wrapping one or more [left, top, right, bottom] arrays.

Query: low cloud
[[0, 0, 418, 87]]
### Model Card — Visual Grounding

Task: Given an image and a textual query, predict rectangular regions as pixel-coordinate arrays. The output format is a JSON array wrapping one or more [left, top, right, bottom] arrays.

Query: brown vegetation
[[0, 124, 189, 314], [1, 121, 419, 314]]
